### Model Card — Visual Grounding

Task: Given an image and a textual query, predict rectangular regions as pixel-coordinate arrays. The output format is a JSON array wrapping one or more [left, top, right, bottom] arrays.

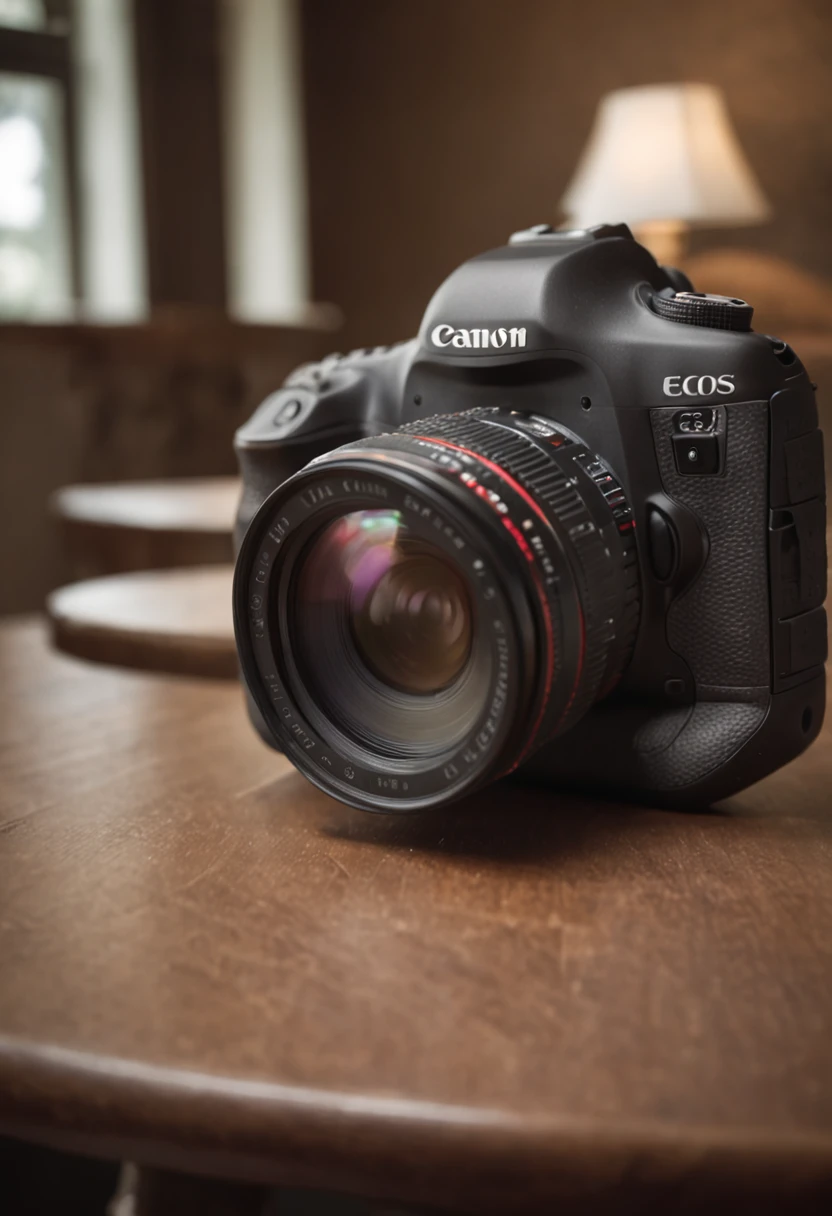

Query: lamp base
[[633, 220, 689, 267]]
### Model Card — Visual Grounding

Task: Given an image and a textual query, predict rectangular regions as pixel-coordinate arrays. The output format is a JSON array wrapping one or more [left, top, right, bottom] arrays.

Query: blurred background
[[1, 0, 832, 615], [1, 5, 831, 1212]]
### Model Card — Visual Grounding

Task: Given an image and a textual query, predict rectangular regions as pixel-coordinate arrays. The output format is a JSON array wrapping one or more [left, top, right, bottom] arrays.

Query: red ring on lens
[[410, 433, 586, 764]]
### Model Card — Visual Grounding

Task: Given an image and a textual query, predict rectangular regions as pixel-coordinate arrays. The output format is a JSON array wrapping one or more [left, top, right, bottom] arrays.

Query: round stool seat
[[47, 566, 236, 679], [52, 478, 240, 577]]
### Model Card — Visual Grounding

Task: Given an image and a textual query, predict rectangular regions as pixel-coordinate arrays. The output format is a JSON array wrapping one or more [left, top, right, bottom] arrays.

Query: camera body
[[234, 223, 827, 809]]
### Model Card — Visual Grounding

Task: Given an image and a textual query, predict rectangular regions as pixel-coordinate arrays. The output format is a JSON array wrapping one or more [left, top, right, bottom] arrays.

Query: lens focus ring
[[391, 409, 639, 746]]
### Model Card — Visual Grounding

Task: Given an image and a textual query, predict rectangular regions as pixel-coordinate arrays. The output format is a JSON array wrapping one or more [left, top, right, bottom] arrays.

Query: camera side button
[[770, 498, 827, 689], [647, 506, 678, 582], [785, 430, 825, 504], [775, 607, 828, 679], [769, 385, 822, 508], [671, 433, 721, 475], [770, 499, 827, 617]]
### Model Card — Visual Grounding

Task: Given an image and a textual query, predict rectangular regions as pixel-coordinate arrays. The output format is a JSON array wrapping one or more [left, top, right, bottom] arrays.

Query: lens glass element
[[288, 509, 486, 758]]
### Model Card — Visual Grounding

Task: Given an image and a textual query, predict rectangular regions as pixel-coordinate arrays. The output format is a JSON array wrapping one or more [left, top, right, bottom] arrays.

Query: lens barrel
[[233, 409, 639, 812]]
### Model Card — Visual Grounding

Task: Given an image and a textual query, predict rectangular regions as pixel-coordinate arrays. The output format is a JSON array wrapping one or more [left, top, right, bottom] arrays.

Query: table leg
[[110, 1163, 270, 1216]]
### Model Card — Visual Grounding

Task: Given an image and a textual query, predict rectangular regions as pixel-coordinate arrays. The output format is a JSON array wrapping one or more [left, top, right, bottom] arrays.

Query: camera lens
[[297, 509, 472, 695], [234, 409, 640, 812], [288, 509, 489, 759]]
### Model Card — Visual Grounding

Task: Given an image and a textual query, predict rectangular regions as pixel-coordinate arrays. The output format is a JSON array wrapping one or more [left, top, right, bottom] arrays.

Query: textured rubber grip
[[650, 402, 770, 697]]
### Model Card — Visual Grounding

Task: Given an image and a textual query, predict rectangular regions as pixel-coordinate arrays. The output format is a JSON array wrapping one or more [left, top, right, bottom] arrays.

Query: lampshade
[[561, 83, 771, 233]]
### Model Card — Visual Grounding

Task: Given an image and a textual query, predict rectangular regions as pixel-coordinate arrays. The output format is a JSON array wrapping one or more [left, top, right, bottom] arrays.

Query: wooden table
[[1, 618, 832, 1213], [52, 478, 240, 579]]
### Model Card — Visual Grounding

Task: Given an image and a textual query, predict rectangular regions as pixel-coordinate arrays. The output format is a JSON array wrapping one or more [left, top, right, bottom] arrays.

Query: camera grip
[[527, 396, 826, 803], [649, 402, 771, 697], [521, 671, 824, 805]]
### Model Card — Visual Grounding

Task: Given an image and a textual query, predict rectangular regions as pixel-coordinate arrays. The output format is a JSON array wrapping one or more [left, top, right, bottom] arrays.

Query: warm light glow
[[562, 83, 771, 231]]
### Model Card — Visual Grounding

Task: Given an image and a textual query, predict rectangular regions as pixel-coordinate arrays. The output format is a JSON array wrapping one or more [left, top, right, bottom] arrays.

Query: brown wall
[[0, 320, 332, 614], [301, 0, 832, 348]]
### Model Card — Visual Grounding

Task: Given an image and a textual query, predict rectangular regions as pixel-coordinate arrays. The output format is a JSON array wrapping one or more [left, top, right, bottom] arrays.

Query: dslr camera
[[233, 223, 827, 812]]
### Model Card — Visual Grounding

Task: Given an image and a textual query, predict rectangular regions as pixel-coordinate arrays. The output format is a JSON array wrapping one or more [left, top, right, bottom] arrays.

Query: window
[[0, 0, 53, 32], [0, 0, 146, 320], [0, 0, 75, 317], [0, 0, 308, 323]]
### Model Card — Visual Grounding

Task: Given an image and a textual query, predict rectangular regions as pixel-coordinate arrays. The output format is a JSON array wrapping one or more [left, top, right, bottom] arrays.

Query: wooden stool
[[47, 566, 236, 679], [52, 478, 240, 579], [1, 618, 832, 1212]]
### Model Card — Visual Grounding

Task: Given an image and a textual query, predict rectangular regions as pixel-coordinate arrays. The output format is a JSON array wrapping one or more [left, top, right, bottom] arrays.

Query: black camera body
[[234, 223, 827, 812]]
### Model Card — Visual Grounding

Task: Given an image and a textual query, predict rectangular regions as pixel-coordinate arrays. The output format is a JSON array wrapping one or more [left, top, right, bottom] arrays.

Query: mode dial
[[653, 289, 753, 332]]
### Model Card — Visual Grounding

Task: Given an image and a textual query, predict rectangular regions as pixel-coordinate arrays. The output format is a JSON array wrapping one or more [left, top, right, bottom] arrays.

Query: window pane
[[0, 0, 46, 31], [0, 72, 72, 318]]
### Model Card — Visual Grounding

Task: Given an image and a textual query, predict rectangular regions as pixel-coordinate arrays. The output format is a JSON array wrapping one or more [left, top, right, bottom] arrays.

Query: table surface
[[2, 619, 832, 1212], [47, 566, 236, 680]]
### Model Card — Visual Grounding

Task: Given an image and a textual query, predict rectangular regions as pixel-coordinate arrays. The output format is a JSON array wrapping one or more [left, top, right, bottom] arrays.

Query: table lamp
[[560, 83, 771, 265]]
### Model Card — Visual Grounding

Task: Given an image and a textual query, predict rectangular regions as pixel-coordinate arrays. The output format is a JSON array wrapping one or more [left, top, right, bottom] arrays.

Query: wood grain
[[1, 619, 831, 1210], [52, 478, 239, 578], [47, 566, 235, 679]]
